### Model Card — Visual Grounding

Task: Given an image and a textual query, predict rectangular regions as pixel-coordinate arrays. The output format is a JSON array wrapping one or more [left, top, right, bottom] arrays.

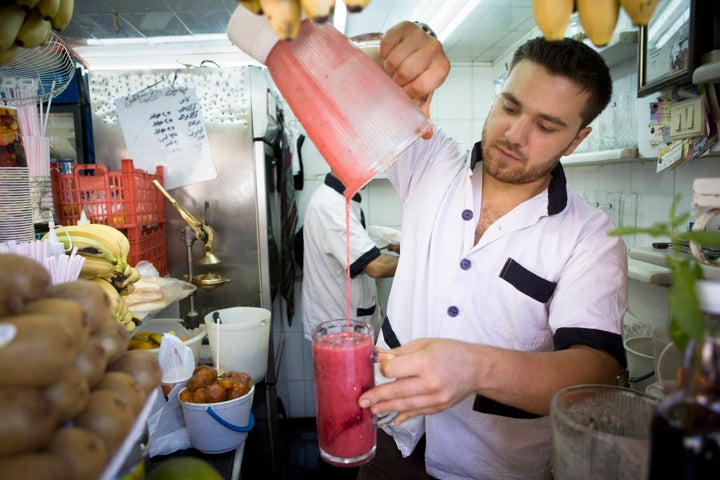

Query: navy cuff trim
[[350, 247, 381, 278], [472, 395, 541, 419], [554, 327, 627, 369]]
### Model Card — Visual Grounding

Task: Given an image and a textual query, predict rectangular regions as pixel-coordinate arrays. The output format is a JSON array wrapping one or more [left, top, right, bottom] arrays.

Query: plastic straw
[[216, 321, 221, 373], [42, 81, 55, 136]]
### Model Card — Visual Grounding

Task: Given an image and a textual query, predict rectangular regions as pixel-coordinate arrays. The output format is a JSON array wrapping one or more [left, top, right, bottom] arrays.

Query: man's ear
[[563, 126, 592, 156]]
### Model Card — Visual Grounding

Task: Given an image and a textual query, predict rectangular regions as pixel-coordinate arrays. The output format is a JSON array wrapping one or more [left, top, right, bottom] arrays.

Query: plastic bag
[[147, 384, 191, 457], [158, 333, 195, 382], [146, 334, 196, 456]]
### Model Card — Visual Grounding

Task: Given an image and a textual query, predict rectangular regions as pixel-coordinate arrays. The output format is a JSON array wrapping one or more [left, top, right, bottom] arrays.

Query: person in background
[[355, 22, 628, 480], [301, 169, 399, 341]]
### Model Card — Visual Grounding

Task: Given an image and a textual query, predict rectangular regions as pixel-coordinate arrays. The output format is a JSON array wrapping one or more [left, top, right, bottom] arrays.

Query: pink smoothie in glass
[[313, 329, 375, 466]]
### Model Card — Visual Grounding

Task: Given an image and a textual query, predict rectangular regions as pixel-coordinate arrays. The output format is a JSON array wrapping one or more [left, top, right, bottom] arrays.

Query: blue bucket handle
[[206, 407, 255, 433]]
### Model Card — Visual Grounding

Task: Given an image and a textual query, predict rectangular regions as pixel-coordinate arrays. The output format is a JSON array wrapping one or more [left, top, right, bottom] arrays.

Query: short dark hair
[[509, 37, 612, 128]]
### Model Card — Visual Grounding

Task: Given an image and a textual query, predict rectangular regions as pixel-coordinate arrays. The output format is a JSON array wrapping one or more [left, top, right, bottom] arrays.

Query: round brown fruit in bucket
[[179, 368, 252, 404]]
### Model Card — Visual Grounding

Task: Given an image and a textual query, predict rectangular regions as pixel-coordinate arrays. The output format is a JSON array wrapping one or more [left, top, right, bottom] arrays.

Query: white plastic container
[[204, 307, 271, 383], [180, 384, 255, 454], [135, 318, 206, 365], [625, 336, 656, 392]]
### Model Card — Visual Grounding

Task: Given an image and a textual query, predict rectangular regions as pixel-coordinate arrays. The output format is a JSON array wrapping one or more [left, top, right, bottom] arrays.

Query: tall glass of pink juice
[[312, 319, 376, 467]]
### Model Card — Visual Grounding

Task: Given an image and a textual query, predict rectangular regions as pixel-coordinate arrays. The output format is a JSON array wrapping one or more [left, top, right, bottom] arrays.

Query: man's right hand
[[380, 21, 450, 137]]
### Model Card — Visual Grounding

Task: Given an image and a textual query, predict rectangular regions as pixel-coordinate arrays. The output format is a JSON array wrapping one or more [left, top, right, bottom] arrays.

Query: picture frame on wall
[[637, 0, 699, 98]]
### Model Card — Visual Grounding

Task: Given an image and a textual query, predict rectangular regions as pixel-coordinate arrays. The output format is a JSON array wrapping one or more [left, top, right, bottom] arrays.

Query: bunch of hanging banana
[[532, 0, 660, 46], [0, 0, 74, 65], [44, 223, 142, 296], [237, 0, 371, 40], [92, 276, 141, 332]]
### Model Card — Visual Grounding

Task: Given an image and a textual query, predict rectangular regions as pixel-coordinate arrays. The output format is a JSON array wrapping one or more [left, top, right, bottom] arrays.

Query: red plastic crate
[[52, 159, 168, 275], [122, 225, 168, 276], [52, 159, 165, 228]]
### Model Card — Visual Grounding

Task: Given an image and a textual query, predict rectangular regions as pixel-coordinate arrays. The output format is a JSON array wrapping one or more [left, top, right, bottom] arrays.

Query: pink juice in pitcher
[[228, 7, 432, 198], [312, 321, 375, 466]]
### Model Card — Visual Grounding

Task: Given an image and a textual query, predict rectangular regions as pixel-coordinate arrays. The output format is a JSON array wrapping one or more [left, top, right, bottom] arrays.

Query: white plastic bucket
[[180, 384, 255, 454], [204, 307, 271, 383]]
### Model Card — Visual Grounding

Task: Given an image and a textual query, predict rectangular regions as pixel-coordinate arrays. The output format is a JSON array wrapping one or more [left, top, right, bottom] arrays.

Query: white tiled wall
[[276, 52, 720, 419]]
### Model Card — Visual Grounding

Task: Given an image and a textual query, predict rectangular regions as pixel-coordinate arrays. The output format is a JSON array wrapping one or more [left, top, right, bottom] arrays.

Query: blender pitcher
[[227, 6, 432, 197]]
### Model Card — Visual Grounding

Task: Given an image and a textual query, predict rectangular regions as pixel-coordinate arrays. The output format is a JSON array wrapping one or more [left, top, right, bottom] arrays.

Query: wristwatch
[[413, 21, 437, 38]]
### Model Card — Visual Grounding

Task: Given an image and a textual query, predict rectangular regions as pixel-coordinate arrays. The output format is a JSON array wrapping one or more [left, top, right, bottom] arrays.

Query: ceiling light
[[411, 0, 485, 41], [86, 33, 230, 46]]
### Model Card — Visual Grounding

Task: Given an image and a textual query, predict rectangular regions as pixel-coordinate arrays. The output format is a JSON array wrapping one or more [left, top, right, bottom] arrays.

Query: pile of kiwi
[[0, 253, 163, 480]]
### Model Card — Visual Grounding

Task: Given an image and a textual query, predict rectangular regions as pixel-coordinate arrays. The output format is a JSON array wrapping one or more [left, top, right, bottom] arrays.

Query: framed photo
[[637, 0, 698, 98]]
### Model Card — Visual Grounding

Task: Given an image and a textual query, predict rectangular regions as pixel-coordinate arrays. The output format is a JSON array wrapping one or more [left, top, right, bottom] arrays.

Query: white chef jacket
[[301, 174, 385, 340], [379, 129, 628, 480]]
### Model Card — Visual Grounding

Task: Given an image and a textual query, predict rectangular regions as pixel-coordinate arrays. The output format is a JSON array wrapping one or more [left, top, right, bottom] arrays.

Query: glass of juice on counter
[[312, 319, 376, 467]]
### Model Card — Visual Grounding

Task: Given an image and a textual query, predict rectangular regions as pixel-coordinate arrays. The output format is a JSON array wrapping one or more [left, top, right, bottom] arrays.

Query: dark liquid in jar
[[648, 391, 720, 479]]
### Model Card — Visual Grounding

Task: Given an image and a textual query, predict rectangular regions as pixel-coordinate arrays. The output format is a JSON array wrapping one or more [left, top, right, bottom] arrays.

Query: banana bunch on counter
[[0, 0, 74, 65], [42, 223, 142, 331], [236, 0, 371, 40], [532, 0, 659, 47]]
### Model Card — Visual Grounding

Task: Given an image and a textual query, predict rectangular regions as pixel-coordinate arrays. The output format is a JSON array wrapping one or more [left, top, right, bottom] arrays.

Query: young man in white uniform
[[356, 24, 628, 479], [301, 171, 399, 341]]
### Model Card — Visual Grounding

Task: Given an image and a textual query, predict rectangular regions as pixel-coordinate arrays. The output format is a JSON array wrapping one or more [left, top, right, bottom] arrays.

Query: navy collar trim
[[324, 173, 362, 202], [470, 141, 567, 215]]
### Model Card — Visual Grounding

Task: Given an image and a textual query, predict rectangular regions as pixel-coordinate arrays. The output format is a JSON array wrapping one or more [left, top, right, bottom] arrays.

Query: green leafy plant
[[610, 195, 720, 353]]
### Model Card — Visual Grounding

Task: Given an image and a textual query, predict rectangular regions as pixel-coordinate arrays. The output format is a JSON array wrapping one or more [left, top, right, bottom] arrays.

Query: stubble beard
[[480, 125, 563, 185]]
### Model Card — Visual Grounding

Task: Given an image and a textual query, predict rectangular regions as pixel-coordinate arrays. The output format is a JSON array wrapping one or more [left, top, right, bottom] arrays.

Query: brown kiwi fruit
[[93, 317, 131, 365], [94, 371, 146, 414], [0, 452, 73, 480], [0, 386, 59, 455], [44, 365, 91, 423], [205, 382, 228, 403], [187, 365, 218, 392], [74, 337, 109, 387], [48, 279, 113, 333], [0, 313, 79, 387], [74, 389, 135, 456], [23, 297, 90, 347], [49, 426, 109, 480], [0, 253, 52, 316], [107, 350, 163, 395]]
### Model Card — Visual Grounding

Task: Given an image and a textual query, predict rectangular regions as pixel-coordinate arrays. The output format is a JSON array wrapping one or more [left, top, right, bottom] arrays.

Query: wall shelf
[[562, 147, 649, 166]]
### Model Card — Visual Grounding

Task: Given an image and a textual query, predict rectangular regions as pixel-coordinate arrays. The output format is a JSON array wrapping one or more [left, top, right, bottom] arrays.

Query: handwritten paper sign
[[115, 86, 217, 189]]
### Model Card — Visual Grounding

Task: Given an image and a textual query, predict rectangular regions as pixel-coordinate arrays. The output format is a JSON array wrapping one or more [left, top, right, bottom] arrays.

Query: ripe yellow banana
[[69, 223, 131, 263], [37, 0, 60, 20], [619, 0, 659, 26], [0, 5, 27, 50], [0, 45, 24, 66], [119, 264, 141, 288], [258, 0, 302, 40], [118, 282, 136, 296], [577, 0, 619, 47], [120, 309, 138, 331], [58, 224, 127, 263], [532, 0, 573, 42], [342, 0, 371, 13], [50, 0, 73, 32], [14, 8, 50, 48], [14, 0, 40, 11], [46, 232, 121, 269], [91, 277, 125, 324], [78, 256, 117, 279], [237, 0, 263, 14], [299, 0, 335, 22]]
